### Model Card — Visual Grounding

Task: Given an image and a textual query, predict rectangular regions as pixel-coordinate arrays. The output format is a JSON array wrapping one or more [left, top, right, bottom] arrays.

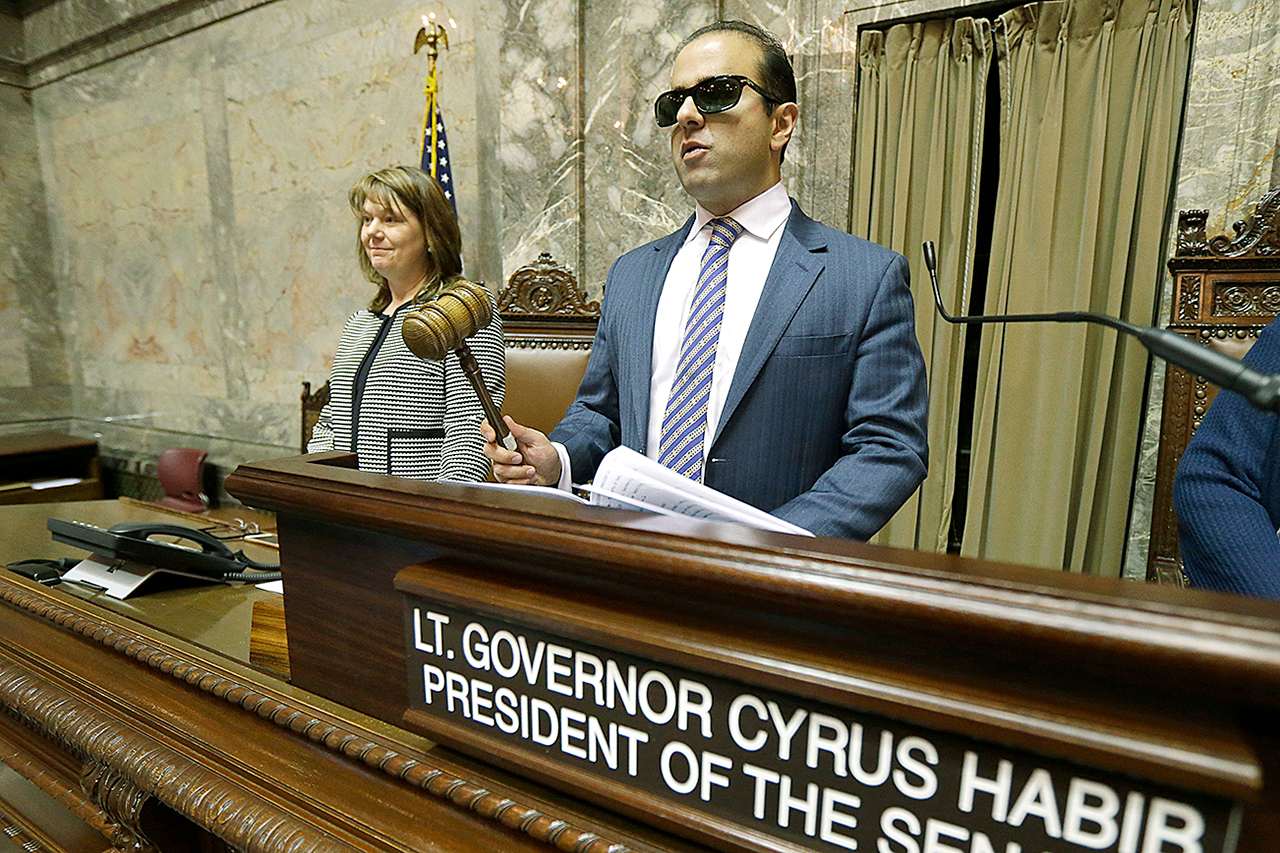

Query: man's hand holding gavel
[[479, 415, 563, 486]]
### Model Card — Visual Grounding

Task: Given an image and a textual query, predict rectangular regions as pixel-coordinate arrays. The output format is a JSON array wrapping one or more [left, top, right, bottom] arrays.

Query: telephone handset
[[107, 522, 238, 560], [47, 518, 279, 581]]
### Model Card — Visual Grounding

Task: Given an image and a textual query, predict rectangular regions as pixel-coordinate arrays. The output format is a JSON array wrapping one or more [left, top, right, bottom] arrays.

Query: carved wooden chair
[[1148, 188, 1280, 584], [498, 252, 599, 437], [300, 380, 330, 453]]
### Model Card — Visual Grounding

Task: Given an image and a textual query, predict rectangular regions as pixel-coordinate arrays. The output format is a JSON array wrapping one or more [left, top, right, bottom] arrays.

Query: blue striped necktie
[[658, 217, 745, 482]]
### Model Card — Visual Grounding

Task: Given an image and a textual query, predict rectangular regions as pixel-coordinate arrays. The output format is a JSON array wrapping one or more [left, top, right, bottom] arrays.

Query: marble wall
[[0, 11, 21, 71], [13, 0, 494, 475], [1, 0, 1277, 550], [0, 20, 69, 431]]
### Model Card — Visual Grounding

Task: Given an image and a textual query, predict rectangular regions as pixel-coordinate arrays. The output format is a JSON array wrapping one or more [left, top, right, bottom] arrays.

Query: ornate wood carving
[[505, 335, 592, 351], [1175, 187, 1280, 258], [1175, 208, 1209, 256], [0, 652, 349, 853], [499, 252, 599, 356], [0, 581, 633, 853], [1212, 284, 1280, 316], [1208, 188, 1280, 256], [1176, 274, 1200, 321], [82, 762, 159, 853], [498, 253, 599, 320], [0, 714, 119, 842]]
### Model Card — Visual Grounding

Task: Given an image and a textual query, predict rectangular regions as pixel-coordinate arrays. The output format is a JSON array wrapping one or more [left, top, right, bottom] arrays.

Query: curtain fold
[[852, 18, 993, 552], [961, 0, 1193, 572]]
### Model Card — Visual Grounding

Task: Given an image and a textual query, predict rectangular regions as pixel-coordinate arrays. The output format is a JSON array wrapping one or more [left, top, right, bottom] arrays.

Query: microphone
[[923, 240, 1280, 415], [402, 280, 518, 451]]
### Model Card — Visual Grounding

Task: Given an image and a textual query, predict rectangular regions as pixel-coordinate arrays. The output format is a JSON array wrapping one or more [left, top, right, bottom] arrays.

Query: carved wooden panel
[[498, 252, 600, 323], [1149, 188, 1280, 584], [0, 718, 121, 853], [81, 762, 159, 853], [499, 253, 598, 348]]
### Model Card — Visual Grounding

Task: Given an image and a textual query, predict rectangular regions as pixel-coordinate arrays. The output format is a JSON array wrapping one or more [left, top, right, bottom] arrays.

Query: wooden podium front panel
[[226, 454, 1280, 853], [278, 513, 442, 723], [396, 571, 1251, 853]]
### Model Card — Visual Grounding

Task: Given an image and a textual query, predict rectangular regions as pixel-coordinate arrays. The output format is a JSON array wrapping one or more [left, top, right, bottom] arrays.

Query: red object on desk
[[154, 447, 208, 513]]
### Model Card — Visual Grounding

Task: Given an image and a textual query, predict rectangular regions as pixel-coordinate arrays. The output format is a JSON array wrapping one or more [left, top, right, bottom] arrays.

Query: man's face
[[667, 33, 795, 216]]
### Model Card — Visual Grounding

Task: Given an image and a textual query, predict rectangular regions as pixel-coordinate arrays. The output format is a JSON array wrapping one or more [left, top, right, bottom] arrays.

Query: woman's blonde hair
[[349, 165, 463, 313]]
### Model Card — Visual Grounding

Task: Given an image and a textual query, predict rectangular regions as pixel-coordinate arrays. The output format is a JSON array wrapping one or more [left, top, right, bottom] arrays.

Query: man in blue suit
[[484, 20, 928, 540]]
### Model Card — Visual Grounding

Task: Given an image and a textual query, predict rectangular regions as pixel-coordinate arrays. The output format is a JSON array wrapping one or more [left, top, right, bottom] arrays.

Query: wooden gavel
[[401, 281, 517, 451]]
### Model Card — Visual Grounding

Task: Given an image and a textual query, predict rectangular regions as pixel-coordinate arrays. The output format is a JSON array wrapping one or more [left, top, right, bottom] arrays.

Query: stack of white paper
[[467, 447, 813, 536], [581, 446, 812, 536]]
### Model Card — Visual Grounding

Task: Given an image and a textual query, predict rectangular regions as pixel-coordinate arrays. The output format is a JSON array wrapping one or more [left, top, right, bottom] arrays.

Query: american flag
[[420, 69, 457, 216]]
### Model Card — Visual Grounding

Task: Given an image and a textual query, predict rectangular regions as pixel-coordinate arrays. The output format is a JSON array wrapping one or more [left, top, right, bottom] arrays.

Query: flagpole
[[414, 19, 448, 174], [414, 16, 457, 215]]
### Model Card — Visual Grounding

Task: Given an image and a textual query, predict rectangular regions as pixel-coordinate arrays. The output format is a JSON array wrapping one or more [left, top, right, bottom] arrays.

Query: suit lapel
[[714, 204, 826, 440], [622, 216, 693, 451]]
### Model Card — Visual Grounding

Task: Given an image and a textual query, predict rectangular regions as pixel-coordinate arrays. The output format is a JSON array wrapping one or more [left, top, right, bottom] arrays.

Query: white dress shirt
[[646, 182, 791, 462], [553, 182, 791, 488]]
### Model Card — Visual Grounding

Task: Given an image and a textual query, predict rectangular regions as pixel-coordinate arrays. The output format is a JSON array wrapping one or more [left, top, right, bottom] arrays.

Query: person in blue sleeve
[[1173, 316, 1280, 599]]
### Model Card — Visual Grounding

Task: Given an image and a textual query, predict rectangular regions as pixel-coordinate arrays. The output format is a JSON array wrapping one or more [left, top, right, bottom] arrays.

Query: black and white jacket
[[308, 290, 505, 482]]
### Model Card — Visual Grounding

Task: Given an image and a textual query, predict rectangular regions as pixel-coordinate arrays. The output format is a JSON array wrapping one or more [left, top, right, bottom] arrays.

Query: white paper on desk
[[256, 580, 283, 594], [31, 477, 82, 490], [585, 446, 813, 536], [576, 483, 683, 517], [461, 481, 588, 504]]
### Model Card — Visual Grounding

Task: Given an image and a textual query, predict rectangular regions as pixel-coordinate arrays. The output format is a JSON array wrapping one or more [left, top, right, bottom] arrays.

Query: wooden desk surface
[[0, 431, 98, 457], [0, 498, 280, 663]]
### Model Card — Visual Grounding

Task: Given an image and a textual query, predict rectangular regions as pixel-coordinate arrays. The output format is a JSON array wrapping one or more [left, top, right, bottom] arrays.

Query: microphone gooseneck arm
[[922, 240, 1280, 415]]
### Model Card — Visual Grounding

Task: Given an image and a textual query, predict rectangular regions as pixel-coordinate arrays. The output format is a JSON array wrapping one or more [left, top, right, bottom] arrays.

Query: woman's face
[[360, 195, 429, 283]]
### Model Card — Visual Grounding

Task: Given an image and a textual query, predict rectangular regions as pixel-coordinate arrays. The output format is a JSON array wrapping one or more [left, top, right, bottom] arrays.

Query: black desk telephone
[[46, 518, 280, 581]]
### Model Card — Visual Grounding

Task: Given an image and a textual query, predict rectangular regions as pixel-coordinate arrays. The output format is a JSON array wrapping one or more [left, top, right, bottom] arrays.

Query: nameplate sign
[[401, 597, 1240, 853]]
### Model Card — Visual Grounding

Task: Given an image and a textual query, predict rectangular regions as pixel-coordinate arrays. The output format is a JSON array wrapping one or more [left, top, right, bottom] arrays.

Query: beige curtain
[[851, 19, 993, 552], [962, 0, 1192, 572]]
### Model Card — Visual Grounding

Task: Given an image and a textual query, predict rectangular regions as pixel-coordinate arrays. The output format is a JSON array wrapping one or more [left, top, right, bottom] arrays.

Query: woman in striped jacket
[[308, 166, 504, 481]]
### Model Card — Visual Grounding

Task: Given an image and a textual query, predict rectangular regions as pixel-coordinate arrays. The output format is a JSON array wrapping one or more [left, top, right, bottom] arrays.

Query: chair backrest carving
[[499, 252, 599, 438], [499, 252, 600, 320], [1149, 188, 1280, 584]]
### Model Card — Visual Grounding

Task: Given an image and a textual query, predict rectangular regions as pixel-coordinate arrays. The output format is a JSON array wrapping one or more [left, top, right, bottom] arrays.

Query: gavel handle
[[455, 342, 517, 451]]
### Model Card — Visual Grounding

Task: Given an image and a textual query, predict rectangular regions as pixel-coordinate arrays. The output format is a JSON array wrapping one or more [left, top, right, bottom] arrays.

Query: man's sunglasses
[[654, 75, 782, 127]]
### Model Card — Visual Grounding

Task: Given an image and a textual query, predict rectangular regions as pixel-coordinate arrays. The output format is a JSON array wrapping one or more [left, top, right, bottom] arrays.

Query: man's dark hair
[[679, 20, 796, 162]]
